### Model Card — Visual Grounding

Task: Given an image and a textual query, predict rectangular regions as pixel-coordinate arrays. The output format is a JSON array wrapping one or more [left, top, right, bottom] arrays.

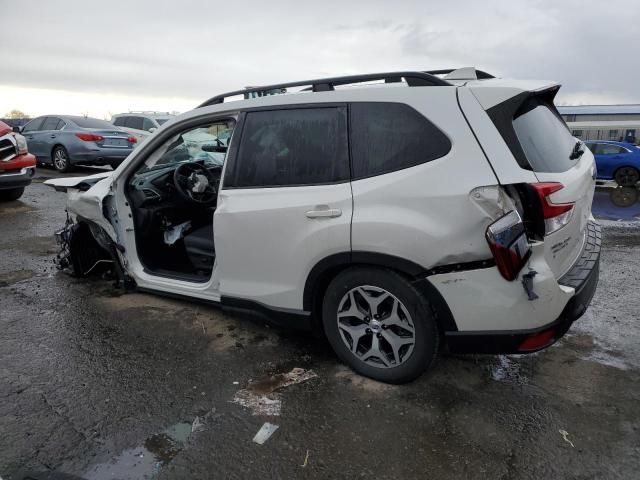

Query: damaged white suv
[[46, 68, 600, 383]]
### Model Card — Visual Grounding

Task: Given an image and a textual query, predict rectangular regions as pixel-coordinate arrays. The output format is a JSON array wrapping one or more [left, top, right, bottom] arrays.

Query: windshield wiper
[[570, 141, 585, 160]]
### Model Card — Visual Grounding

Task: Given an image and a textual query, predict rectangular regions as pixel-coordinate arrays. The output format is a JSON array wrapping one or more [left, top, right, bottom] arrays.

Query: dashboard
[[129, 160, 223, 208]]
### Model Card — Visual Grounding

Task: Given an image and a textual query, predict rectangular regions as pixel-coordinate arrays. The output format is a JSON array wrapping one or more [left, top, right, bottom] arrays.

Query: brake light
[[486, 210, 531, 281], [518, 329, 556, 352], [127, 136, 137, 143], [76, 133, 104, 142], [529, 183, 574, 235]]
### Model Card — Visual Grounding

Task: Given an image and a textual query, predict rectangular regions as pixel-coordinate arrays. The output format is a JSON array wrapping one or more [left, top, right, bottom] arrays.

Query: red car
[[0, 120, 36, 201]]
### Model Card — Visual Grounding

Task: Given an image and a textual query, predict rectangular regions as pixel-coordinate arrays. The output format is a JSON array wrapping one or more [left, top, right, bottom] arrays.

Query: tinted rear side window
[[350, 102, 451, 179], [41, 117, 61, 130], [125, 117, 144, 130], [229, 107, 348, 188], [513, 102, 577, 173]]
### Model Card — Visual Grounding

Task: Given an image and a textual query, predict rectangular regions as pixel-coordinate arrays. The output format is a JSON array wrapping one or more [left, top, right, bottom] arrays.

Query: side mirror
[[12, 126, 22, 133], [148, 127, 157, 133]]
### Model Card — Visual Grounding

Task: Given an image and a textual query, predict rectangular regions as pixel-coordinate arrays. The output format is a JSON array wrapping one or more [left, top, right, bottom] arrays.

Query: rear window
[[513, 102, 577, 173], [72, 117, 114, 129], [350, 102, 451, 179]]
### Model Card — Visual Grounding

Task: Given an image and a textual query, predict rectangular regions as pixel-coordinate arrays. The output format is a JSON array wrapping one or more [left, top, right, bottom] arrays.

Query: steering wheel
[[173, 162, 218, 205]]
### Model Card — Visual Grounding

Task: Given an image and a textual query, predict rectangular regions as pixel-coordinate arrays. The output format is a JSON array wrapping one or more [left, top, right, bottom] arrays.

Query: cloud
[[1, 0, 638, 116]]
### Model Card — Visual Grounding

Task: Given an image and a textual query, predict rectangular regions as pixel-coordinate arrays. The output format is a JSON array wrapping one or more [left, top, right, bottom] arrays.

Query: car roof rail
[[198, 71, 452, 107], [426, 68, 495, 80]]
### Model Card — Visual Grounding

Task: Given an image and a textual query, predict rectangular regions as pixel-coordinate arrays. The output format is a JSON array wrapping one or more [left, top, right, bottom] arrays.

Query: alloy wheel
[[615, 167, 639, 186], [336, 285, 415, 368], [54, 148, 68, 171]]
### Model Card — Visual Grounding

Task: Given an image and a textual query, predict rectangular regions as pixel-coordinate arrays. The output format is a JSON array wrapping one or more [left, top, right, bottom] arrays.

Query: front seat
[[183, 224, 215, 273]]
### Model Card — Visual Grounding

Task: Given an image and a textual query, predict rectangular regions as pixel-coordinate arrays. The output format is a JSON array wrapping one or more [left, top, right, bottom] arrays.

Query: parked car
[[45, 68, 600, 383], [111, 112, 175, 142], [0, 120, 36, 201], [18, 115, 137, 172], [585, 140, 640, 186]]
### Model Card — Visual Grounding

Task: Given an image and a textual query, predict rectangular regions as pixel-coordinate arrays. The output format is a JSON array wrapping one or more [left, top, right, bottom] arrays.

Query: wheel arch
[[304, 252, 458, 336]]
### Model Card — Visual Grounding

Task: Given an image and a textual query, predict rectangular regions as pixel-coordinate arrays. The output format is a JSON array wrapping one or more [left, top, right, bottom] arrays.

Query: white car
[[46, 68, 600, 383], [111, 112, 175, 142]]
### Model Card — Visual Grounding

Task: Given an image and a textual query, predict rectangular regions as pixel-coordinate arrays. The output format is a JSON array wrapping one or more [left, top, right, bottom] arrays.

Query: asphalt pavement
[[1, 167, 639, 479]]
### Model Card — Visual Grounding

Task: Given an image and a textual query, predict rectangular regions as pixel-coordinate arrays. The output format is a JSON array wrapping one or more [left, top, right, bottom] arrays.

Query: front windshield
[[137, 119, 236, 174]]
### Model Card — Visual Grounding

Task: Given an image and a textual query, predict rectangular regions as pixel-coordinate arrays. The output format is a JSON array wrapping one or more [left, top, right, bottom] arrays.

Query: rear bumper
[[71, 148, 131, 165], [445, 221, 601, 354]]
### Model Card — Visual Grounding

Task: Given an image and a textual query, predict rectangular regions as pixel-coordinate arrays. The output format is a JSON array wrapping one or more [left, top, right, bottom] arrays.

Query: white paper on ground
[[252, 422, 279, 444]]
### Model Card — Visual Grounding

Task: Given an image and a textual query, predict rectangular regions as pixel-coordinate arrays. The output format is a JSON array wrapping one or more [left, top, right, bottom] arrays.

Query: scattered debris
[[301, 449, 310, 467], [559, 429, 575, 448], [192, 407, 218, 433], [252, 422, 279, 445], [232, 368, 317, 416]]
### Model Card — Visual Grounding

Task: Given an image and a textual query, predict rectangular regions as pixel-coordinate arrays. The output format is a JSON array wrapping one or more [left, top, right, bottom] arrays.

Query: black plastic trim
[[220, 296, 312, 330]]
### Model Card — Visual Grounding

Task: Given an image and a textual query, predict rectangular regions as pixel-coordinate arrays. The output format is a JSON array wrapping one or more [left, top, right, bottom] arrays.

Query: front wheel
[[614, 166, 640, 187], [0, 187, 25, 201], [322, 267, 439, 384], [52, 146, 72, 173]]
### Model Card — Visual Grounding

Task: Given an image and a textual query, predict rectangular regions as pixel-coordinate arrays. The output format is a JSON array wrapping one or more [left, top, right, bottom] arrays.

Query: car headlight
[[14, 133, 28, 155]]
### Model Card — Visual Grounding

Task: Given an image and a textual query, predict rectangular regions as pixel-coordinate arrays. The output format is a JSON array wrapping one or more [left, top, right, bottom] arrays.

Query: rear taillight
[[76, 133, 104, 142], [486, 210, 531, 281], [529, 183, 574, 235], [127, 136, 137, 143]]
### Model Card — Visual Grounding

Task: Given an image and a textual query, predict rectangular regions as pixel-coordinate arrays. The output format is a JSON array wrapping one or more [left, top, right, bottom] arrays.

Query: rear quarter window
[[350, 102, 451, 179], [512, 101, 577, 173]]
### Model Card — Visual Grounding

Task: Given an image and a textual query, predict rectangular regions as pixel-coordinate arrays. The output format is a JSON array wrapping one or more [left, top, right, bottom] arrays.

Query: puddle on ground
[[83, 422, 192, 480], [0, 204, 35, 215], [0, 269, 35, 287], [592, 185, 640, 222]]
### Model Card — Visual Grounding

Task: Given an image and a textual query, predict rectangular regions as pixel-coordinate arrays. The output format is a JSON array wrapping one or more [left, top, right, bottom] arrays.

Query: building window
[[609, 129, 619, 140]]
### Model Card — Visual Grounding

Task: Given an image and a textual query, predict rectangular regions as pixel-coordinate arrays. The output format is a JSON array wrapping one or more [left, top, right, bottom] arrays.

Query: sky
[[1, 0, 639, 119]]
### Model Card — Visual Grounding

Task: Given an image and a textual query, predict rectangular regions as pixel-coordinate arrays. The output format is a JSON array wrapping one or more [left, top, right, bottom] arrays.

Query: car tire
[[0, 187, 25, 201], [52, 146, 72, 173], [614, 166, 640, 187], [322, 267, 439, 384]]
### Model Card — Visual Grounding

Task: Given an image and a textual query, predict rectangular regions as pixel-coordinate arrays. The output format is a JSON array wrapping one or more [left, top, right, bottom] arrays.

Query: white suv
[[111, 112, 175, 142], [47, 68, 600, 383]]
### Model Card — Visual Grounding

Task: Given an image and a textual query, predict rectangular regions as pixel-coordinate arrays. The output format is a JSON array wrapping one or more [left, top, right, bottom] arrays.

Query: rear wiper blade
[[570, 141, 585, 160]]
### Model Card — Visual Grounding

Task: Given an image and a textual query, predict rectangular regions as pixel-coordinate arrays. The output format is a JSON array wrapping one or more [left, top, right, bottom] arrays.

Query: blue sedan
[[19, 115, 137, 172], [585, 140, 640, 186]]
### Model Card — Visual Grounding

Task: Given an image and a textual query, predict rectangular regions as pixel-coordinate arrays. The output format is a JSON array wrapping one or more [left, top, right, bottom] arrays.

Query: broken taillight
[[529, 183, 574, 235], [486, 210, 531, 281]]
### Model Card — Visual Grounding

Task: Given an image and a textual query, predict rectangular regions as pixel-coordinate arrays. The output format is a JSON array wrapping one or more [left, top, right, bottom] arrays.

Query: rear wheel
[[52, 146, 72, 173], [0, 187, 25, 201], [614, 166, 639, 187], [322, 267, 439, 384]]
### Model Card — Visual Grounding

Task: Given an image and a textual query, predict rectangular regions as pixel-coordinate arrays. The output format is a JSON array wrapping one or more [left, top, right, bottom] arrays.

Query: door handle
[[26, 136, 33, 140], [305, 206, 342, 218], [50, 135, 56, 139]]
